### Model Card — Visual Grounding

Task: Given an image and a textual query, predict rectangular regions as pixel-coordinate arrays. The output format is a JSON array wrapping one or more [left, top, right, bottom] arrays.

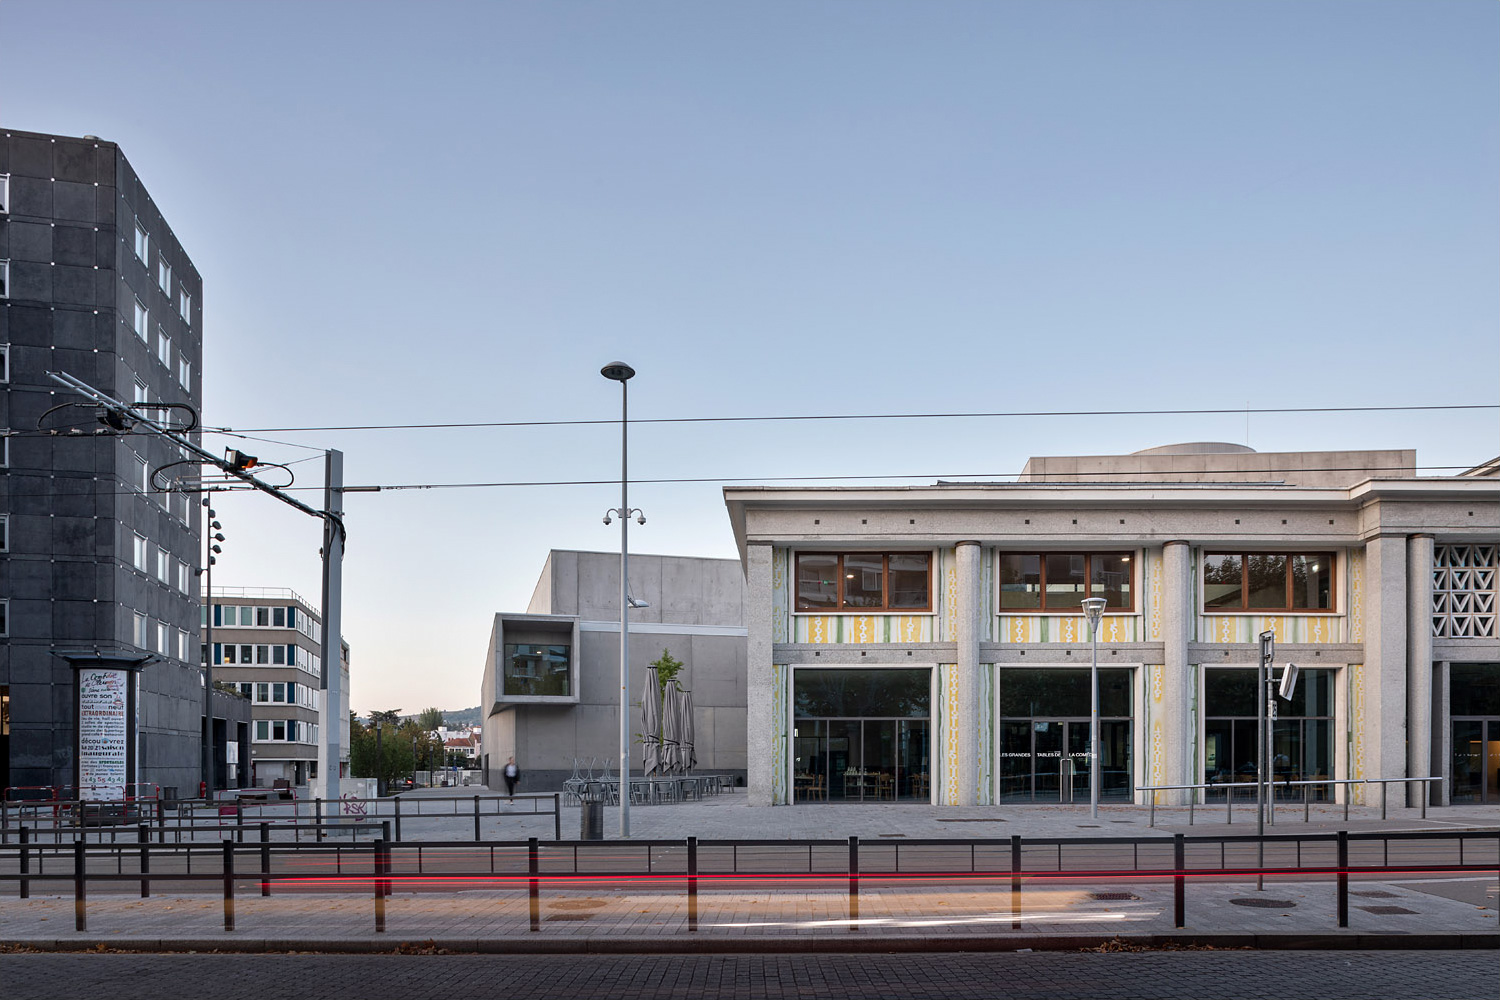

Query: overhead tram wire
[[218, 402, 1498, 436]]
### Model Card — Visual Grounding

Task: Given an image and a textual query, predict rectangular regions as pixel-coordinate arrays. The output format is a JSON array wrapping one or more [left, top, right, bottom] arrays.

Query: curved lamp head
[[1081, 597, 1107, 632], [600, 361, 636, 382]]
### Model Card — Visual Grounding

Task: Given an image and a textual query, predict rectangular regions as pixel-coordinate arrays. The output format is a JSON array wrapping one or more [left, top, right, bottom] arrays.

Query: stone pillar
[[956, 540, 981, 806], [1162, 541, 1194, 804], [1363, 534, 1410, 794], [1406, 534, 1434, 806], [744, 543, 775, 807]]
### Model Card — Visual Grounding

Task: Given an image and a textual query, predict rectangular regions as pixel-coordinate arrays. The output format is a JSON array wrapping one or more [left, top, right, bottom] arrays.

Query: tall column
[[744, 543, 775, 807], [1161, 541, 1194, 804], [956, 541, 982, 806], [1363, 534, 1410, 792], [1406, 534, 1434, 806]]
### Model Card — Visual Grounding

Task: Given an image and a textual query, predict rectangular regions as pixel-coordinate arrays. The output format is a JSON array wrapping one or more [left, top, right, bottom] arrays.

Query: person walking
[[503, 756, 521, 800]]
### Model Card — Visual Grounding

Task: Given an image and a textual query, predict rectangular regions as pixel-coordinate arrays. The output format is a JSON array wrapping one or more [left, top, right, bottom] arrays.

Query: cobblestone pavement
[[0, 950, 1493, 999]]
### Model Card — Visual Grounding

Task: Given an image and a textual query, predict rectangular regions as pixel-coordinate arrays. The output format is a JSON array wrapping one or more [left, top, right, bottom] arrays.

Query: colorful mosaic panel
[[771, 549, 789, 644], [794, 614, 934, 643], [1200, 615, 1345, 644], [941, 664, 960, 805], [1348, 550, 1364, 643], [1147, 663, 1165, 803], [977, 664, 993, 805], [997, 615, 1142, 643], [1148, 548, 1163, 641], [1349, 663, 1365, 805], [771, 663, 788, 805], [942, 548, 959, 643]]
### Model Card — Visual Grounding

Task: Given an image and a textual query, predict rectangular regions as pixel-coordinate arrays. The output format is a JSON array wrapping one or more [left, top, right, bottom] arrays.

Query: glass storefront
[[1203, 668, 1334, 800], [998, 669, 1133, 803], [1450, 663, 1500, 805], [792, 668, 931, 802]]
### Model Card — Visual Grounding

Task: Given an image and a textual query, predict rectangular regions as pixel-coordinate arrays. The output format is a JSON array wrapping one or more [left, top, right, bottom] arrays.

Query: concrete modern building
[[1, 128, 210, 798], [207, 587, 351, 795], [724, 445, 1500, 808], [481, 550, 748, 791]]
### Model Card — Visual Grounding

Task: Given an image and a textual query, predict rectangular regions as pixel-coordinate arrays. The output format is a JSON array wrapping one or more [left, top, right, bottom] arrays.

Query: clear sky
[[3, 1, 1496, 714]]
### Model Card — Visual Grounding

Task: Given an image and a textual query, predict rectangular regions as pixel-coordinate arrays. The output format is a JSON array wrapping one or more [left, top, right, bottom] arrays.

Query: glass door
[[1451, 720, 1500, 804]]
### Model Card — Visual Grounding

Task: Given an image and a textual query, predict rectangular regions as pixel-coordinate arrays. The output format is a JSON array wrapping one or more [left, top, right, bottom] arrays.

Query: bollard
[[1337, 831, 1348, 928], [1010, 834, 1022, 930], [139, 824, 151, 898], [74, 839, 87, 931], [381, 822, 392, 898], [847, 836, 859, 931], [528, 836, 540, 933], [19, 826, 30, 899], [474, 795, 481, 841], [260, 823, 272, 897], [1173, 834, 1185, 929], [394, 797, 402, 843], [223, 838, 236, 932], [687, 836, 698, 932], [316, 798, 324, 843], [554, 793, 561, 842], [235, 802, 245, 843], [1380, 781, 1387, 821], [374, 838, 386, 933]]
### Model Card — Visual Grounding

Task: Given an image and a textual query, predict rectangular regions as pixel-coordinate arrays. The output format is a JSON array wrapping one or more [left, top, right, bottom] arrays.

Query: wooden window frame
[[794, 552, 933, 613], [1201, 551, 1337, 614], [997, 551, 1137, 614]]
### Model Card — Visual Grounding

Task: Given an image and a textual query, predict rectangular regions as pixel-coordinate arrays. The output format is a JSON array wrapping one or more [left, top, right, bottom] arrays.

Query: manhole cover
[[1359, 905, 1418, 915], [1088, 892, 1139, 901], [1230, 898, 1296, 908], [1351, 890, 1398, 899]]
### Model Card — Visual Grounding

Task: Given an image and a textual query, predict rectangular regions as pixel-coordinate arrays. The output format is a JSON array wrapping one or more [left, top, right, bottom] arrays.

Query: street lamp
[[601, 361, 645, 839], [1081, 597, 1107, 819], [201, 500, 225, 798]]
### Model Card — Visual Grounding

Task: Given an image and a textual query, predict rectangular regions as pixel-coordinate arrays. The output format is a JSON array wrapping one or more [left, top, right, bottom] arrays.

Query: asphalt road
[[0, 950, 1491, 999]]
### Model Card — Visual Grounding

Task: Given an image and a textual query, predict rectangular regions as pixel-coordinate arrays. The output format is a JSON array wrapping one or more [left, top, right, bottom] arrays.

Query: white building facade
[[724, 445, 1500, 808]]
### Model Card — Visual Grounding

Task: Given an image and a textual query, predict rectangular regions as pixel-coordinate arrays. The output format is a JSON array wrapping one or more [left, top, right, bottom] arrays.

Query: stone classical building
[[2, 128, 209, 797], [724, 444, 1500, 808], [480, 550, 747, 791]]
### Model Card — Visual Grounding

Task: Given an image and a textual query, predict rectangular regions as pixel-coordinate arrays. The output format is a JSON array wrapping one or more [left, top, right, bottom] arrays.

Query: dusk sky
[[3, 1, 1495, 714]]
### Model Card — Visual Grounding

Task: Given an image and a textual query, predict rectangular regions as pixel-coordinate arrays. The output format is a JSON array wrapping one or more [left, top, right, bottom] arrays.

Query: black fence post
[[223, 838, 236, 932], [528, 836, 540, 933], [1173, 834, 1185, 929], [687, 836, 699, 932], [19, 825, 30, 899], [260, 822, 272, 898], [474, 795, 481, 842], [74, 839, 86, 932], [848, 835, 860, 931], [554, 793, 561, 842], [1010, 834, 1022, 930], [394, 797, 402, 843], [381, 822, 392, 898], [316, 798, 324, 843], [138, 824, 151, 898], [373, 838, 386, 933], [1337, 830, 1348, 928]]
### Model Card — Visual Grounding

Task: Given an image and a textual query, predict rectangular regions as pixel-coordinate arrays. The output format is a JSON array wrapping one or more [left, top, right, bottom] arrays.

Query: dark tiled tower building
[[1, 128, 209, 796]]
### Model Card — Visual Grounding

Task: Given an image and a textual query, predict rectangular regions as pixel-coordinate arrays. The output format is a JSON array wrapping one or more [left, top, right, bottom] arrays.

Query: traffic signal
[[225, 448, 259, 471]]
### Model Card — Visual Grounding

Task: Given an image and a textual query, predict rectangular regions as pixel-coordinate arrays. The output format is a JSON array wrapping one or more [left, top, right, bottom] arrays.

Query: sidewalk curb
[[4, 933, 1496, 955]]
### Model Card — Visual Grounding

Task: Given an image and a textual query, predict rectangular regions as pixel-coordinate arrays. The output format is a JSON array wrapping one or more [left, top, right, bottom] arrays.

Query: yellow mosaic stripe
[[1349, 663, 1366, 805], [1148, 664, 1166, 803], [771, 663, 787, 805], [943, 665, 960, 805], [1148, 550, 1163, 641], [1349, 551, 1364, 643], [771, 549, 789, 644]]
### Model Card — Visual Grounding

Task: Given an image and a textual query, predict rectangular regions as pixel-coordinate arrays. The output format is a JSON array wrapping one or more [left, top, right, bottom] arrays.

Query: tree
[[417, 706, 445, 731], [351, 709, 415, 792]]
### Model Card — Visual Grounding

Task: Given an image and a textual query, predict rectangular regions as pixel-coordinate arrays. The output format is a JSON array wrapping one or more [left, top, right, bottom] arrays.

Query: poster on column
[[78, 667, 130, 800]]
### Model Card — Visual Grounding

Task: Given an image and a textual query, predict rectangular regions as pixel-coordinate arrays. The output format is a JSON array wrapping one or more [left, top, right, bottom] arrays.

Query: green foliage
[[350, 710, 443, 792], [650, 649, 684, 686], [416, 706, 445, 731]]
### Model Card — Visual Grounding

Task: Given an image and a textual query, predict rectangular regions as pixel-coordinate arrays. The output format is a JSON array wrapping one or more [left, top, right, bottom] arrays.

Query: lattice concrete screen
[[1432, 544, 1498, 638]]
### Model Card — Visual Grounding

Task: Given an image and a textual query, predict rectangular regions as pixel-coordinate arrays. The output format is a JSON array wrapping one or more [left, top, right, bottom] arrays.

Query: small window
[[794, 553, 933, 612], [134, 222, 149, 260], [256, 606, 270, 627], [255, 720, 269, 741], [272, 645, 286, 665], [132, 533, 148, 572], [256, 644, 269, 664], [177, 357, 191, 387], [1, 344, 9, 383], [133, 299, 148, 340], [0, 173, 9, 213], [239, 682, 251, 699], [0, 514, 7, 552], [179, 289, 191, 323], [222, 644, 237, 664], [0, 259, 9, 298], [0, 599, 8, 637], [273, 682, 285, 703], [156, 546, 170, 583], [287, 681, 297, 704], [135, 455, 149, 493], [239, 644, 252, 663], [179, 629, 191, 661], [157, 328, 171, 367], [272, 721, 286, 741], [133, 378, 148, 405], [133, 612, 149, 648], [240, 606, 253, 626], [156, 621, 170, 654], [273, 607, 286, 627], [177, 560, 190, 593], [157, 257, 171, 292], [256, 682, 269, 703]]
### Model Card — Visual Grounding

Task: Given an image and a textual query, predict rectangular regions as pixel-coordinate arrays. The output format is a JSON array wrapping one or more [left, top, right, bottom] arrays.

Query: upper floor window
[[133, 222, 149, 260], [133, 299, 149, 340], [503, 644, 571, 697], [0, 514, 8, 552], [178, 356, 191, 388], [1202, 552, 1334, 612], [0, 173, 9, 213], [179, 289, 191, 323], [795, 552, 932, 612], [0, 259, 8, 298], [998, 552, 1134, 612], [132, 532, 149, 572], [157, 328, 171, 367], [0, 344, 8, 382], [157, 257, 171, 292]]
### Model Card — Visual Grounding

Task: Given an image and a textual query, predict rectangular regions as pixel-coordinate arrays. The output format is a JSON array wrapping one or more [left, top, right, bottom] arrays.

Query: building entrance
[[1451, 719, 1500, 804], [792, 668, 931, 804], [999, 718, 1131, 803]]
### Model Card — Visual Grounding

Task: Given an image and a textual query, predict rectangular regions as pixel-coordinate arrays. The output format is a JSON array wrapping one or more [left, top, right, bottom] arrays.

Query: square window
[[134, 222, 149, 260], [157, 257, 171, 292], [503, 644, 572, 697], [133, 299, 149, 340]]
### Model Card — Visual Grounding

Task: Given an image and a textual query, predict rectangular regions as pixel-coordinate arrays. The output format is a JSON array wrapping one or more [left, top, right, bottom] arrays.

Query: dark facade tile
[[5, 220, 52, 261], [53, 140, 93, 183], [6, 260, 51, 303], [9, 136, 51, 178], [7, 176, 51, 217], [51, 306, 95, 349], [53, 181, 95, 223], [52, 264, 96, 307], [53, 224, 93, 266]]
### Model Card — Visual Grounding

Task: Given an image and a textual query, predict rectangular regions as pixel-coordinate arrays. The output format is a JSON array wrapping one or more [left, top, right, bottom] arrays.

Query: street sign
[[1259, 630, 1274, 666], [1278, 662, 1300, 701]]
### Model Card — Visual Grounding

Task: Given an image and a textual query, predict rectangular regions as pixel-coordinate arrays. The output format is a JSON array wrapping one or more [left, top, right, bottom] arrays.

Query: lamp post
[[201, 501, 224, 798], [1081, 597, 1107, 819], [601, 361, 645, 838]]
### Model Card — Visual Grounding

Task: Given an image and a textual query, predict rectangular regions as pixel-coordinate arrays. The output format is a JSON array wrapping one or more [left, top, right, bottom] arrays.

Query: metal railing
[[2, 828, 1494, 936], [1136, 776, 1442, 827]]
